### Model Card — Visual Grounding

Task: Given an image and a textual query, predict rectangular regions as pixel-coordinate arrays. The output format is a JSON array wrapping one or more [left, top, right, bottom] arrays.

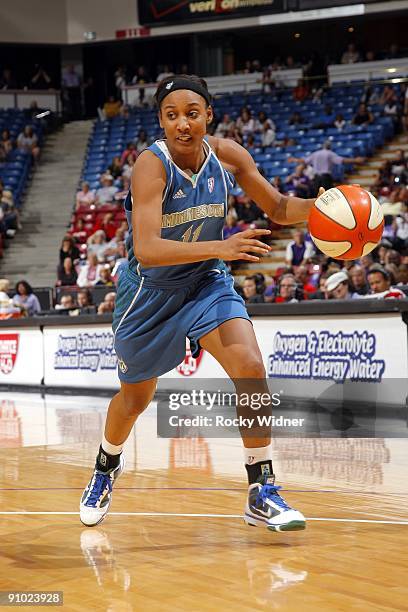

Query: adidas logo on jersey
[[173, 189, 187, 199]]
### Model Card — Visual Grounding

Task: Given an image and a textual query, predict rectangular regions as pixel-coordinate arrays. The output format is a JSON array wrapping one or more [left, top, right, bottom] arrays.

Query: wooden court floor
[[0, 392, 407, 611]]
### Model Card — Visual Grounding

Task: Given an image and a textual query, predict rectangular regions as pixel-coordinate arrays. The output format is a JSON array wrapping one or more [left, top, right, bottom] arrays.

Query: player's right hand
[[218, 229, 271, 262]]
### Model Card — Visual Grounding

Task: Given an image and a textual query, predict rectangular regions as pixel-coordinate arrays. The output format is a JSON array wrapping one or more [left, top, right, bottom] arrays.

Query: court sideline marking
[[0, 512, 407, 525]]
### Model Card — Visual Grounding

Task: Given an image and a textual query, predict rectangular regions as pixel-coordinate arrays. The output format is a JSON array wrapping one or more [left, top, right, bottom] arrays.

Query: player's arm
[[131, 151, 270, 266], [208, 136, 315, 225]]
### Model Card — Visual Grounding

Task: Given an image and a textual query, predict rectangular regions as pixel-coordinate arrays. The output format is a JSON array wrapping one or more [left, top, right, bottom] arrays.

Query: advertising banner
[[43, 326, 119, 389], [0, 328, 43, 386], [137, 0, 285, 27]]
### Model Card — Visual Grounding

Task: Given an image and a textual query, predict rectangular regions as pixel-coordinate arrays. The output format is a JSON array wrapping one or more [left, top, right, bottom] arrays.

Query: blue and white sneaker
[[80, 454, 125, 527], [244, 475, 306, 532]]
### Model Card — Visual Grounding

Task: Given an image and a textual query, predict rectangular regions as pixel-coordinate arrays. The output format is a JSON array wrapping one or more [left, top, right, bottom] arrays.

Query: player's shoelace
[[86, 472, 112, 507], [256, 484, 291, 510]]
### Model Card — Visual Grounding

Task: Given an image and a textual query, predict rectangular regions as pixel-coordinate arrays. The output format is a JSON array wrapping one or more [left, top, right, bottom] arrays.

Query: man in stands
[[290, 141, 364, 191], [325, 270, 358, 300], [294, 265, 316, 298], [242, 276, 264, 304], [366, 265, 406, 299], [273, 274, 300, 303], [350, 264, 370, 295], [285, 229, 314, 267], [95, 175, 118, 205], [97, 292, 116, 314], [352, 103, 374, 126]]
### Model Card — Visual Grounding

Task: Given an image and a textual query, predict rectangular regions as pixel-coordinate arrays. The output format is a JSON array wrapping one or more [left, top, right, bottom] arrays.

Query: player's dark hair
[[155, 74, 211, 109]]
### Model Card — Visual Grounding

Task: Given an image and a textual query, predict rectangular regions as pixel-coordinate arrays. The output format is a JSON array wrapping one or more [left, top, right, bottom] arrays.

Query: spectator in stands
[[76, 182, 96, 209], [285, 164, 312, 198], [103, 96, 122, 119], [0, 68, 17, 89], [1, 129, 14, 154], [236, 196, 264, 225], [56, 294, 77, 311], [341, 43, 360, 64], [260, 121, 276, 147], [122, 154, 136, 180], [325, 270, 357, 300], [135, 130, 149, 153], [270, 176, 284, 192], [77, 253, 103, 287], [98, 291, 116, 314], [293, 79, 309, 102], [30, 65, 52, 89], [383, 99, 400, 132], [114, 66, 127, 98], [361, 85, 379, 106], [114, 177, 131, 204], [215, 114, 234, 137], [352, 103, 374, 126], [62, 65, 82, 120], [285, 229, 315, 266], [350, 264, 369, 295], [308, 274, 329, 300], [96, 266, 114, 286], [397, 264, 408, 285], [95, 175, 118, 205], [17, 125, 40, 161], [261, 67, 275, 94], [243, 275, 264, 304], [236, 108, 255, 136], [289, 112, 304, 126], [156, 65, 174, 82], [57, 257, 78, 287], [120, 143, 138, 165], [294, 265, 316, 298], [87, 230, 109, 262], [111, 243, 127, 277], [256, 111, 275, 132], [108, 156, 123, 179], [290, 141, 364, 191], [92, 212, 117, 241], [334, 114, 346, 131], [131, 65, 151, 104], [59, 235, 80, 265], [12, 281, 41, 316], [223, 211, 242, 240], [273, 274, 299, 303], [393, 204, 408, 250], [225, 126, 242, 145], [366, 265, 405, 298], [380, 85, 397, 107], [77, 289, 95, 312]]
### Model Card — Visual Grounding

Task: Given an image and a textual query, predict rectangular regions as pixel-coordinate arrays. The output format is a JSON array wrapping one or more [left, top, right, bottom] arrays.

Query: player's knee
[[233, 356, 266, 379], [120, 382, 156, 417]]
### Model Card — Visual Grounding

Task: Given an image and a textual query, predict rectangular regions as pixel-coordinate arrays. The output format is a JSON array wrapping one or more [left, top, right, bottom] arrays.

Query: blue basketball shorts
[[112, 266, 250, 383]]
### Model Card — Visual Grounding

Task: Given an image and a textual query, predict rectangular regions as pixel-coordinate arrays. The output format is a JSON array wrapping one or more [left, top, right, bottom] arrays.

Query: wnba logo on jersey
[[208, 177, 215, 194], [176, 339, 204, 376], [0, 333, 19, 374]]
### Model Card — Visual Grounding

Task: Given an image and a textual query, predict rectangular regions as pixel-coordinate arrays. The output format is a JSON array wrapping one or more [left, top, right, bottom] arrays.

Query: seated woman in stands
[[16, 125, 40, 161], [12, 280, 41, 316], [76, 182, 96, 209], [1, 129, 14, 154]]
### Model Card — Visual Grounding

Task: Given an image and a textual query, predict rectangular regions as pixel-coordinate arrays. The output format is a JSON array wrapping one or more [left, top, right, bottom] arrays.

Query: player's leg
[[200, 319, 305, 531], [80, 378, 157, 527]]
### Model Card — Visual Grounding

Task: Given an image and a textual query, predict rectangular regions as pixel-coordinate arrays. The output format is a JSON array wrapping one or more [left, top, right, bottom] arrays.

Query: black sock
[[95, 445, 121, 472], [245, 460, 274, 485]]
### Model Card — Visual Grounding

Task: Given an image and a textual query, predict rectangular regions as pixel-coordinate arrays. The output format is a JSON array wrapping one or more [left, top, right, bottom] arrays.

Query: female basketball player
[[80, 75, 318, 532]]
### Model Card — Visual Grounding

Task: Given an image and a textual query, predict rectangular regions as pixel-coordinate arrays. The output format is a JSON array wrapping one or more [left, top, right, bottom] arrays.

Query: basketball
[[308, 185, 384, 260]]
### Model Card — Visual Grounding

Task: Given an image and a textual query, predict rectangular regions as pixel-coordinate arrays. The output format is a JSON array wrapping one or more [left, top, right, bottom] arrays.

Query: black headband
[[156, 78, 212, 108]]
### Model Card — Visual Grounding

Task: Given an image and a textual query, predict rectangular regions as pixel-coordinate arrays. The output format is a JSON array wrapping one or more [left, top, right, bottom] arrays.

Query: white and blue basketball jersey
[[124, 138, 234, 286]]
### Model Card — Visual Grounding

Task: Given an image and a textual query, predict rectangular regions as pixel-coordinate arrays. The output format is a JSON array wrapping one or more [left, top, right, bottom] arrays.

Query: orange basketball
[[308, 185, 384, 260]]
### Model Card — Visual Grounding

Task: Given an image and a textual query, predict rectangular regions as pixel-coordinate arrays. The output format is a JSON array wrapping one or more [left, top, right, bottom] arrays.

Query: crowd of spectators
[[235, 227, 408, 305]]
